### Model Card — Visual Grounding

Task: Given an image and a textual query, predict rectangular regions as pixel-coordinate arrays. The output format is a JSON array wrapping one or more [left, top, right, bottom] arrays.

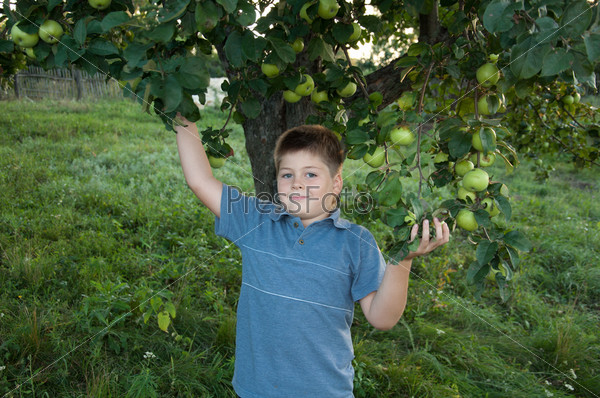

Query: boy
[[175, 117, 449, 398]]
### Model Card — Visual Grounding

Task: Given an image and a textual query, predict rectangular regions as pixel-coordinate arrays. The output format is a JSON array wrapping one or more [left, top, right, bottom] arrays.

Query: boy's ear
[[333, 172, 343, 195]]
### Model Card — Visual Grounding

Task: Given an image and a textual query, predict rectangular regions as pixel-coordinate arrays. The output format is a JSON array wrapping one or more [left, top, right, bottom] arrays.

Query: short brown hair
[[274, 125, 345, 176]]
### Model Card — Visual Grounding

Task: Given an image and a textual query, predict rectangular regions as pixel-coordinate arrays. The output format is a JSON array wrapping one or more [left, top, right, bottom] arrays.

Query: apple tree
[[1, 0, 599, 299]]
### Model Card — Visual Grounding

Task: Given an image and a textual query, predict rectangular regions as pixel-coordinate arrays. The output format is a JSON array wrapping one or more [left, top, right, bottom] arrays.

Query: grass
[[0, 99, 599, 397]]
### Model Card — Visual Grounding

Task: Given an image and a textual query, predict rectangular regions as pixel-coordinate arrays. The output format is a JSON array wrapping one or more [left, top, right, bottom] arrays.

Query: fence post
[[72, 66, 83, 100], [14, 73, 20, 99]]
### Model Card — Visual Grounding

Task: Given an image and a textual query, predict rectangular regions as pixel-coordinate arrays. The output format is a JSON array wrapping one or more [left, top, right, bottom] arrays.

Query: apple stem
[[220, 99, 236, 135]]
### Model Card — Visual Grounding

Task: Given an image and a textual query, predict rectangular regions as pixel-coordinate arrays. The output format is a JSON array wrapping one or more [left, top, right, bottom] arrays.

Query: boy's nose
[[292, 179, 304, 189]]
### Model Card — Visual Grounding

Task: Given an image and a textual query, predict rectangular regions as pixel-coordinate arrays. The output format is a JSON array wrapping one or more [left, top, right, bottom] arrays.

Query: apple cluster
[[11, 19, 64, 53], [260, 0, 362, 106]]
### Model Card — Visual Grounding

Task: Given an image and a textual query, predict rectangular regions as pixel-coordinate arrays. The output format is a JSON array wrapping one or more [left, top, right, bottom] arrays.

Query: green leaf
[[467, 260, 490, 285], [503, 230, 531, 252], [124, 43, 151, 68], [377, 174, 402, 207], [241, 97, 261, 118], [48, 0, 62, 12], [384, 208, 408, 228], [476, 240, 498, 266], [157, 311, 171, 332], [178, 56, 210, 89], [73, 18, 87, 46], [540, 48, 573, 77], [164, 301, 177, 319], [224, 30, 244, 68], [242, 31, 265, 62], [510, 36, 550, 79], [236, 0, 257, 26], [560, 0, 592, 38], [495, 195, 511, 221], [87, 39, 119, 56], [146, 22, 176, 43], [0, 40, 14, 53], [158, 0, 190, 23], [101, 11, 130, 32], [483, 0, 523, 33], [504, 245, 520, 269], [332, 23, 354, 43], [583, 33, 600, 63], [365, 170, 385, 189], [196, 0, 221, 33], [479, 127, 497, 154], [346, 129, 369, 145], [150, 296, 163, 312], [163, 75, 183, 113], [307, 36, 335, 62], [448, 129, 472, 158], [268, 37, 296, 64], [346, 144, 368, 160], [216, 0, 238, 14]]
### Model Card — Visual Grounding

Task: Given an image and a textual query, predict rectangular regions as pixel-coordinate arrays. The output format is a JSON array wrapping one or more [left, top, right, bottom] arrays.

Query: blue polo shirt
[[215, 184, 386, 398]]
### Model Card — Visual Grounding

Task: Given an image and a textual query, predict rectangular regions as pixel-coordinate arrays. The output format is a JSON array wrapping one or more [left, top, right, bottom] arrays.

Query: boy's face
[[277, 150, 343, 227]]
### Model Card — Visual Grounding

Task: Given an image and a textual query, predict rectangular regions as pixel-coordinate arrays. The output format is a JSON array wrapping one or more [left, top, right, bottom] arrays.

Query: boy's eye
[[281, 173, 292, 179], [306, 172, 317, 178]]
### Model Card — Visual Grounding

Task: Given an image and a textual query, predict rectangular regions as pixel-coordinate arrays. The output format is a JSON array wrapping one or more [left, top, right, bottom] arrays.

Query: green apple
[[283, 90, 302, 103], [89, 0, 111, 9], [336, 81, 357, 98], [348, 22, 361, 42], [457, 187, 476, 203], [208, 155, 226, 168], [500, 184, 510, 197], [470, 152, 496, 167], [462, 168, 489, 192], [291, 38, 304, 53], [388, 126, 415, 146], [455, 159, 474, 177], [573, 92, 581, 103], [294, 74, 314, 96], [481, 197, 500, 217], [363, 147, 385, 168], [562, 95, 574, 105], [368, 91, 383, 107], [456, 209, 478, 231], [477, 95, 491, 115], [311, 89, 328, 104], [300, 1, 315, 23], [472, 127, 496, 152], [11, 24, 39, 48], [261, 63, 279, 78], [476, 63, 500, 87], [38, 20, 64, 44], [318, 0, 340, 19]]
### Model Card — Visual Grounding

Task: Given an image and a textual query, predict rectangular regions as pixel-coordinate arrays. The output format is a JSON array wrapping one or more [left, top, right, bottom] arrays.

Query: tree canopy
[[1, 0, 599, 298]]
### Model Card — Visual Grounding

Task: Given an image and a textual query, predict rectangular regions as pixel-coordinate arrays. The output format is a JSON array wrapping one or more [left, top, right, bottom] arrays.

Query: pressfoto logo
[[226, 186, 374, 215]]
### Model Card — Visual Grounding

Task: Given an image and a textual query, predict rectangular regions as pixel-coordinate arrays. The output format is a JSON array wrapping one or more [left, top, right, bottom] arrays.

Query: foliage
[[0, 0, 599, 296]]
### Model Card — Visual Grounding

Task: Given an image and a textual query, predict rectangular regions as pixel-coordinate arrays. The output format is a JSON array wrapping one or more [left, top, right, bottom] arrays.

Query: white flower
[[569, 368, 577, 379], [564, 383, 574, 391], [436, 328, 445, 335], [0, 366, 5, 371], [544, 389, 554, 397], [143, 351, 156, 359], [545, 380, 551, 385]]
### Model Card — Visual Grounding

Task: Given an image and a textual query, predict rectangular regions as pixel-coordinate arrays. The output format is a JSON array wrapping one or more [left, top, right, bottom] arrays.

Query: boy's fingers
[[410, 223, 419, 242], [421, 219, 430, 243]]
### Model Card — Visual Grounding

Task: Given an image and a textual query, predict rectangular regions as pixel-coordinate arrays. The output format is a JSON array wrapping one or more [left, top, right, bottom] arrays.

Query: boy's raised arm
[[175, 115, 223, 217]]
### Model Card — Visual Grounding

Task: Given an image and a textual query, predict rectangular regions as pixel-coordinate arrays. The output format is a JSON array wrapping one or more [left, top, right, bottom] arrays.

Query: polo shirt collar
[[269, 206, 351, 229]]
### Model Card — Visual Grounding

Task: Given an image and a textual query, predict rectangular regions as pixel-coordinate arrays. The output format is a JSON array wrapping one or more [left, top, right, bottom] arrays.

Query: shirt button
[[293, 222, 299, 228], [299, 239, 304, 245]]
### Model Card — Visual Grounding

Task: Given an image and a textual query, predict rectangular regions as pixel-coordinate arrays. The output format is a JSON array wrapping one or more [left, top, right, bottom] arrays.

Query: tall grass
[[0, 99, 598, 397]]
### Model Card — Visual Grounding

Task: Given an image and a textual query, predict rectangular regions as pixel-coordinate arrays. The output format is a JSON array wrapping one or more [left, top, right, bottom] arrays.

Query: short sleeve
[[215, 184, 267, 243], [350, 227, 387, 302]]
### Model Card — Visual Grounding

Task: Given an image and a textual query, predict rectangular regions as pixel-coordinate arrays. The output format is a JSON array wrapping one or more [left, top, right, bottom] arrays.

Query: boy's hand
[[404, 217, 450, 260]]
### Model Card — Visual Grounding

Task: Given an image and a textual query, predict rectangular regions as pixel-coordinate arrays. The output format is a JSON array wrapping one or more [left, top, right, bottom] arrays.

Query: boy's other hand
[[404, 217, 450, 260]]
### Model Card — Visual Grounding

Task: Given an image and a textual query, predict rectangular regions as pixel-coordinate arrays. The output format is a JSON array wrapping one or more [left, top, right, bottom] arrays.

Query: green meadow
[[0, 99, 599, 397]]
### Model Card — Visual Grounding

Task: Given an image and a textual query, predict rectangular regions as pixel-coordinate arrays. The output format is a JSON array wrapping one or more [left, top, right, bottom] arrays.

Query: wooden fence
[[11, 66, 123, 100]]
